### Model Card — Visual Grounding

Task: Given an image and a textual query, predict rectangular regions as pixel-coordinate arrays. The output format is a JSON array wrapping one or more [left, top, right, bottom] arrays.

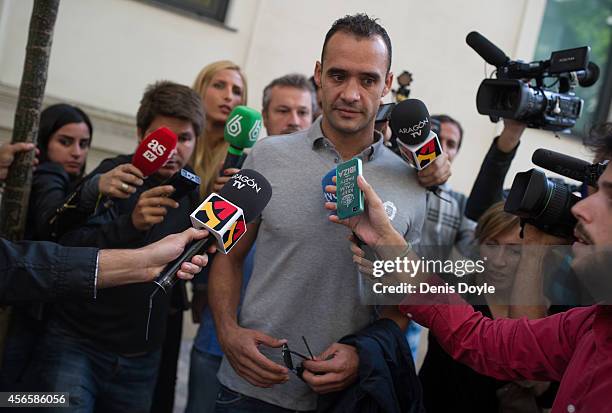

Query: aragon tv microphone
[[222, 106, 263, 171], [132, 126, 178, 177], [389, 99, 443, 171], [154, 169, 272, 292]]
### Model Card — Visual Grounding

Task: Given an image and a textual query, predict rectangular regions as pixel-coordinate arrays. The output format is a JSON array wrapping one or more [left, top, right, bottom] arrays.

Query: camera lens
[[505, 169, 578, 238]]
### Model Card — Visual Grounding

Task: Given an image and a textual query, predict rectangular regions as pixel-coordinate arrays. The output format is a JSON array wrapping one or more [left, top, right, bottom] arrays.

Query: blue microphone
[[321, 168, 337, 204]]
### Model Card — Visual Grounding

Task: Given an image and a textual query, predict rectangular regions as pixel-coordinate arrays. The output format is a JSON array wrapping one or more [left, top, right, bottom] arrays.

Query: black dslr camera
[[505, 169, 580, 238], [466, 31, 600, 132], [504, 149, 608, 238]]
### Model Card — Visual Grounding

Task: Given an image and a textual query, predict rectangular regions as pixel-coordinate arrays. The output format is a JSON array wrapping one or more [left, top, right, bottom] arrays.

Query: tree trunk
[[0, 0, 60, 241]]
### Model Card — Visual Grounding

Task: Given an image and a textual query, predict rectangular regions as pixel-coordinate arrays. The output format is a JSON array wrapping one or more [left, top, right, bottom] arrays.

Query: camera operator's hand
[[508, 223, 570, 319], [98, 164, 144, 199], [302, 343, 359, 394], [131, 185, 178, 231], [213, 162, 240, 193], [417, 152, 451, 188], [217, 324, 289, 388], [521, 223, 573, 246], [497, 119, 527, 153]]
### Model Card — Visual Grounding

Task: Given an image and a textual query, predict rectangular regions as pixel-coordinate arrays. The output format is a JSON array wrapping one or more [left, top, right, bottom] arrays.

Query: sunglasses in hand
[[281, 336, 315, 380]]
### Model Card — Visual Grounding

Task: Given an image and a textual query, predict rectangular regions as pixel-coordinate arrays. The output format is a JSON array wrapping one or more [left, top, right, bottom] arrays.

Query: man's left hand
[[417, 152, 451, 188], [301, 343, 359, 394]]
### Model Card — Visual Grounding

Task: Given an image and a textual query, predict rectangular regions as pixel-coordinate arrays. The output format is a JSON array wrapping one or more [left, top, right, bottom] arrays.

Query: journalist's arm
[[0, 228, 209, 304], [465, 120, 526, 221]]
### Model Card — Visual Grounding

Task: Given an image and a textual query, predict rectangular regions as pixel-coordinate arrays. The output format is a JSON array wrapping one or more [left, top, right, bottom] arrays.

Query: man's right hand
[[497, 119, 527, 153], [131, 185, 178, 231], [213, 165, 240, 193], [219, 325, 289, 388], [98, 164, 144, 199]]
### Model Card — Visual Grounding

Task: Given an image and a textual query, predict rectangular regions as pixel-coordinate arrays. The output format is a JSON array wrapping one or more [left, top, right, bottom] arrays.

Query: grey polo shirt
[[217, 117, 426, 411]]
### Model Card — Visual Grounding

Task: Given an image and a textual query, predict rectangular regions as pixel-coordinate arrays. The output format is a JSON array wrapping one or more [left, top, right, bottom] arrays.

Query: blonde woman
[[150, 61, 247, 413], [191, 60, 248, 197]]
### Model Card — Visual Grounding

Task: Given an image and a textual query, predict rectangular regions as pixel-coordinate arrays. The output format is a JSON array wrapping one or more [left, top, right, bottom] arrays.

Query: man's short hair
[[262, 73, 317, 115], [585, 122, 612, 161], [432, 114, 464, 150], [322, 13, 392, 73], [137, 81, 204, 138]]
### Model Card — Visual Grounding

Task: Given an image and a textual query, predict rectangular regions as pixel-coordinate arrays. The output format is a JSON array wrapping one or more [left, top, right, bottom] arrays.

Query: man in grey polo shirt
[[209, 14, 444, 412]]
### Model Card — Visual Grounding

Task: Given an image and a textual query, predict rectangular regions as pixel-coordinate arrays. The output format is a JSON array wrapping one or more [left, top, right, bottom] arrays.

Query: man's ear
[[314, 61, 322, 89], [382, 71, 394, 97]]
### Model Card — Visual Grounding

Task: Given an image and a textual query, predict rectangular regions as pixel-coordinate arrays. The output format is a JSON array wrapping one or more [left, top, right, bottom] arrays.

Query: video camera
[[466, 31, 600, 132], [504, 149, 608, 238]]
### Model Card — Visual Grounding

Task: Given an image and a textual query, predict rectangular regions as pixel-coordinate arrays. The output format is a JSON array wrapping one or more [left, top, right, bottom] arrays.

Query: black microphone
[[578, 62, 600, 87], [389, 99, 444, 170], [154, 169, 272, 293], [532, 148, 602, 187], [466, 31, 510, 67], [389, 99, 447, 199]]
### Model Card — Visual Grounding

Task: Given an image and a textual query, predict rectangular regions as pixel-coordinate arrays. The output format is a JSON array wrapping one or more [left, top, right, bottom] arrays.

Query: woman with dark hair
[[1, 103, 94, 391], [26, 103, 93, 240], [27, 103, 144, 241], [1, 103, 143, 392]]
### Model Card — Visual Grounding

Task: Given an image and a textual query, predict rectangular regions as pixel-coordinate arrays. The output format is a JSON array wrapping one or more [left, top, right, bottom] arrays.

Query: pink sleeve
[[400, 303, 596, 382]]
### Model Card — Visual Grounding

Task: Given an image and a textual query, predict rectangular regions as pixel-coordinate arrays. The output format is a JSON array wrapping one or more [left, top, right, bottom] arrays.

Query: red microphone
[[132, 127, 178, 177]]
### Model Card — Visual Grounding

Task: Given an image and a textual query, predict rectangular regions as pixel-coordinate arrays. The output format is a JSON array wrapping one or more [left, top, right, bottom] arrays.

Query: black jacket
[[0, 238, 97, 304], [25, 162, 82, 241], [419, 305, 504, 412], [465, 137, 519, 222], [317, 319, 424, 413], [52, 154, 200, 354]]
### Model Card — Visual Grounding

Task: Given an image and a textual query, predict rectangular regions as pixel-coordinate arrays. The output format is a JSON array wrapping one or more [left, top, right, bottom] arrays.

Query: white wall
[[0, 0, 260, 114], [0, 0, 594, 193]]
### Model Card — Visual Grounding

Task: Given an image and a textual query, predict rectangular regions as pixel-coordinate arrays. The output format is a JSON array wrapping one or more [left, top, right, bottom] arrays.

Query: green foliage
[[534, 0, 612, 134]]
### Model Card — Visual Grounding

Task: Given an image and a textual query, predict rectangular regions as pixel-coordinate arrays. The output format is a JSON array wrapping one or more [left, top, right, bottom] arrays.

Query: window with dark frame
[[146, 0, 230, 24], [534, 0, 612, 136]]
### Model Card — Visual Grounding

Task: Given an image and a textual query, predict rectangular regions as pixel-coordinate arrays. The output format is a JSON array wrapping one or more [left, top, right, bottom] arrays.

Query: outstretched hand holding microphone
[[145, 168, 272, 341], [324, 175, 407, 259], [98, 127, 178, 200], [153, 168, 272, 293]]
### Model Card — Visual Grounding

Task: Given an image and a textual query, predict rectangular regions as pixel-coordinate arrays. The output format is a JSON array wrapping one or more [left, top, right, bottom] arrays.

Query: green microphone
[[222, 106, 263, 171]]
